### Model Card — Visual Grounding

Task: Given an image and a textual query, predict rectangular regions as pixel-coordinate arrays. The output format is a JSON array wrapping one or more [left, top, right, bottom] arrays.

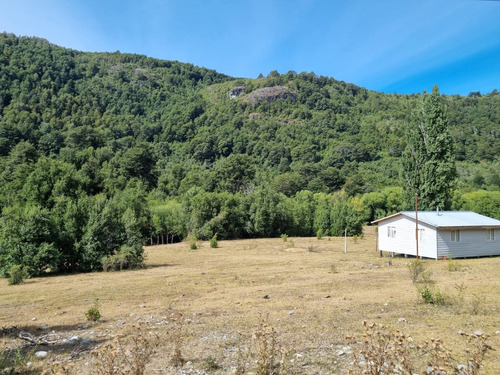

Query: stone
[[35, 351, 48, 358]]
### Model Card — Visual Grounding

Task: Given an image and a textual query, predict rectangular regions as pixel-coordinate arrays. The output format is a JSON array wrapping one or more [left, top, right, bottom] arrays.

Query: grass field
[[1, 227, 499, 374]]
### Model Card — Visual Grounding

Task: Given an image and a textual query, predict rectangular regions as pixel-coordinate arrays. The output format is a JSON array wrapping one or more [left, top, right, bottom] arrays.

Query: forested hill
[[1, 33, 500, 276]]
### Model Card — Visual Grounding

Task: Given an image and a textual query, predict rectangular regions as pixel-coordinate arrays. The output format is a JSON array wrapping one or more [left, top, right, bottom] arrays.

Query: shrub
[[419, 285, 445, 305], [102, 245, 144, 272], [408, 259, 430, 284], [86, 299, 101, 322], [210, 233, 218, 248], [316, 229, 323, 240], [7, 265, 28, 285], [190, 241, 197, 250], [281, 234, 288, 242]]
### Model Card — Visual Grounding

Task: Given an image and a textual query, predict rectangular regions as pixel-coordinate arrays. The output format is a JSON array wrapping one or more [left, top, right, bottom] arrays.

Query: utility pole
[[415, 194, 419, 260]]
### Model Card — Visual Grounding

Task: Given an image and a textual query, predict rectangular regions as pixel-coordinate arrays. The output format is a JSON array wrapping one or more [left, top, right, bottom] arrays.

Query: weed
[[407, 259, 425, 283], [455, 282, 467, 306], [1, 347, 38, 374], [85, 298, 101, 322], [447, 258, 461, 272], [8, 264, 28, 285], [348, 322, 493, 375], [235, 332, 250, 375], [169, 311, 185, 367], [209, 233, 218, 248], [419, 285, 445, 305], [202, 356, 221, 371], [91, 323, 160, 375], [316, 229, 323, 240], [281, 234, 288, 242], [457, 330, 493, 374], [307, 245, 319, 252], [470, 294, 486, 315], [189, 241, 197, 250], [330, 263, 339, 273], [254, 317, 279, 375]]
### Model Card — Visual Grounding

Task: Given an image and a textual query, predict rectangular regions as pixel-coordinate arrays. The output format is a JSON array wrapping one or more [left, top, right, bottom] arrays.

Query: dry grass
[[1, 227, 499, 374]]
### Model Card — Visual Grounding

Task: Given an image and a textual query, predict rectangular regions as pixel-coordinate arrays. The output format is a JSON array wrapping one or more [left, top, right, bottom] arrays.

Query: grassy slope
[[1, 228, 499, 373]]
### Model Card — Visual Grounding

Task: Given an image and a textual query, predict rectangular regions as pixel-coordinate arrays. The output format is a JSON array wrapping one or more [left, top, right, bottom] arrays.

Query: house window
[[487, 229, 495, 241], [387, 226, 396, 238], [451, 230, 461, 242]]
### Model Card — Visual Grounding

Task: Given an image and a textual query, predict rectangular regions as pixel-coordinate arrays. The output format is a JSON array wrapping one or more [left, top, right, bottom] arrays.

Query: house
[[372, 211, 500, 259]]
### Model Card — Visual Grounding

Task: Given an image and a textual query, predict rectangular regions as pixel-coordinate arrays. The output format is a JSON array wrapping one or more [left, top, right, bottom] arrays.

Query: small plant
[[209, 233, 218, 248], [281, 234, 288, 242], [307, 245, 319, 252], [330, 263, 339, 273], [454, 282, 467, 306], [190, 241, 197, 250], [407, 259, 427, 283], [86, 299, 101, 322], [91, 322, 160, 375], [419, 285, 445, 305], [349, 323, 493, 375], [316, 229, 323, 240], [169, 311, 185, 367], [254, 316, 280, 375], [447, 258, 461, 272], [470, 293, 486, 315], [8, 264, 28, 285], [202, 356, 221, 372]]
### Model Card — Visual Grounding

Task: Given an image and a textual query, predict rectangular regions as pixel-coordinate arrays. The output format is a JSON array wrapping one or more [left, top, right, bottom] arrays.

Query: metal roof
[[372, 211, 500, 229]]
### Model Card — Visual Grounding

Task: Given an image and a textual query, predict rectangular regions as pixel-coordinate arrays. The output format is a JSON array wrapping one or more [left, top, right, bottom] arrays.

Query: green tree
[[401, 86, 456, 210]]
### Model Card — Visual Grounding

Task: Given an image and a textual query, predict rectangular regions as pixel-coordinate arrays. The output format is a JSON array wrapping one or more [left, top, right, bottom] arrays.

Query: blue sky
[[1, 0, 499, 95]]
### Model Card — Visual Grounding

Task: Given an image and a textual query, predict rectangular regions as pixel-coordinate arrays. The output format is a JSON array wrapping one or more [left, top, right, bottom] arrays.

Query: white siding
[[378, 216, 438, 259], [437, 229, 500, 258]]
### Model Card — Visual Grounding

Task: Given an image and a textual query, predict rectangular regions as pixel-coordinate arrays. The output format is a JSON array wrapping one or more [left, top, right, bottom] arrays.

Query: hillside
[[1, 33, 500, 276]]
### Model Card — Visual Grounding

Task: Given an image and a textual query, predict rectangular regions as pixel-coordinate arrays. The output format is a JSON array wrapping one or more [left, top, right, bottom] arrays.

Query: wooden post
[[415, 194, 419, 260]]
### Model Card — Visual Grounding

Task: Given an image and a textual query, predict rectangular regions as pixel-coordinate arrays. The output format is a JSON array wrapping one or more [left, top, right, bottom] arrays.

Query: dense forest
[[1, 33, 499, 277]]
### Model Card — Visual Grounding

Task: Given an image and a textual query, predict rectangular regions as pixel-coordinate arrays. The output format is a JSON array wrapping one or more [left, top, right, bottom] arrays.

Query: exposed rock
[[35, 351, 48, 358], [227, 86, 246, 98], [244, 86, 297, 105]]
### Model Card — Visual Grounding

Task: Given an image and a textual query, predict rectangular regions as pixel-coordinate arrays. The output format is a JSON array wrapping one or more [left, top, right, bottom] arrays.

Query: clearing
[[1, 227, 499, 374]]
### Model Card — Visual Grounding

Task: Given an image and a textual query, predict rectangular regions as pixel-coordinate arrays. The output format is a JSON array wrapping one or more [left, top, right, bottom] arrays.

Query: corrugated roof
[[373, 211, 500, 228]]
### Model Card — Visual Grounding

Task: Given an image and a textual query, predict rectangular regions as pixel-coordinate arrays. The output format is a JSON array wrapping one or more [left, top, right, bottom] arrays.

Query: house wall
[[378, 216, 438, 259], [437, 229, 500, 258]]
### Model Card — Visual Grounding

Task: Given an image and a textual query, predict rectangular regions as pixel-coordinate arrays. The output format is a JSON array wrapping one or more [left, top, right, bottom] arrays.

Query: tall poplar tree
[[402, 85, 456, 210]]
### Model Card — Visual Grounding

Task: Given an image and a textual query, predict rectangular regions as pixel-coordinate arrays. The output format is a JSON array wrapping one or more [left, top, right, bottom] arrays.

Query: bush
[[102, 245, 144, 272], [7, 265, 28, 285], [419, 285, 445, 305], [281, 234, 288, 242], [407, 259, 430, 283], [210, 233, 218, 248], [316, 229, 323, 240], [86, 299, 101, 322], [190, 241, 197, 250]]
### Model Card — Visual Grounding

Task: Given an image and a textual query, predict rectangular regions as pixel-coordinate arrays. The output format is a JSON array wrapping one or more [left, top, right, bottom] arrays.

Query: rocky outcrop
[[227, 86, 246, 98], [244, 86, 297, 105]]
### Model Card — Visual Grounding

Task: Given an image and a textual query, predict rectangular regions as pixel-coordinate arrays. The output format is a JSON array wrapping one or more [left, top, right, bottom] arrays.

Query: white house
[[372, 211, 500, 259]]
